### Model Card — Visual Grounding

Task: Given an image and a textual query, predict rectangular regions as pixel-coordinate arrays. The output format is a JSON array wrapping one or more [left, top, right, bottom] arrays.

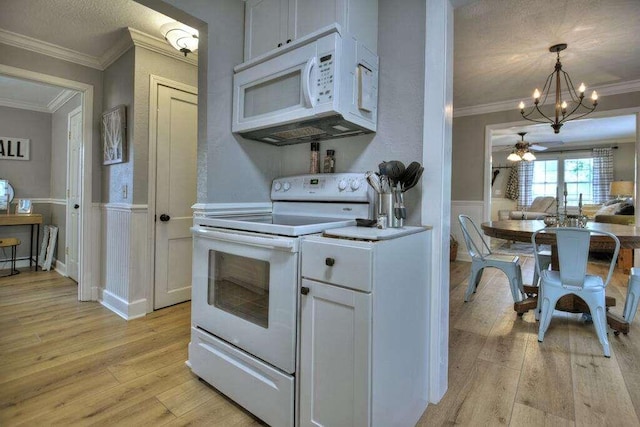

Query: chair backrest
[[458, 215, 491, 260], [531, 227, 620, 289]]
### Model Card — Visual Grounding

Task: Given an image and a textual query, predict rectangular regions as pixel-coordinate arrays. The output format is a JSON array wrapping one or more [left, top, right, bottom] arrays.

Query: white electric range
[[189, 173, 372, 427]]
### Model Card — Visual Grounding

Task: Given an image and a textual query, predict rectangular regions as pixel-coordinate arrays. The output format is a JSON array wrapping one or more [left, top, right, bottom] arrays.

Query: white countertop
[[322, 225, 429, 241]]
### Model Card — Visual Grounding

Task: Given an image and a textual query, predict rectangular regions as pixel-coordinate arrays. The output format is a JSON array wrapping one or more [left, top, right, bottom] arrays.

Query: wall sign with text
[[0, 137, 30, 160]]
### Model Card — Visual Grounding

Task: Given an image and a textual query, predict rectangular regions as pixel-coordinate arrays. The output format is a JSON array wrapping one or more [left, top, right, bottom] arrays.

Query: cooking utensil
[[378, 161, 405, 185], [394, 182, 406, 220], [365, 171, 382, 194], [399, 162, 421, 184], [402, 166, 423, 192]]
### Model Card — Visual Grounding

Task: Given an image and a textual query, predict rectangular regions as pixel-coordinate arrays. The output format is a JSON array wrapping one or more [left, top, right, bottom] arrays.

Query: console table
[[0, 214, 43, 271]]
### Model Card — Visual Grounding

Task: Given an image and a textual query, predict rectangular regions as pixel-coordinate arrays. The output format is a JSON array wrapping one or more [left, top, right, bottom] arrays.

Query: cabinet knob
[[301, 286, 310, 295], [159, 214, 171, 222], [277, 42, 283, 47], [325, 257, 335, 267], [286, 39, 292, 44]]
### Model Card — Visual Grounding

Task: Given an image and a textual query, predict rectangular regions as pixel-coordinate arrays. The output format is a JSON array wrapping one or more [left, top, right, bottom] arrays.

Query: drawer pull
[[325, 257, 335, 267], [301, 286, 310, 295]]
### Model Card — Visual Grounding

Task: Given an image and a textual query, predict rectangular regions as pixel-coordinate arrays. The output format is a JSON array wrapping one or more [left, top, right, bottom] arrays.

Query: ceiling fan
[[506, 132, 558, 161]]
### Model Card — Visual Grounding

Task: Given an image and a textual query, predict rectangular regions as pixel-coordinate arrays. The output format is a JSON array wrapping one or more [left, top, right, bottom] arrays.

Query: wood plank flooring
[[1, 258, 639, 426], [419, 257, 640, 426]]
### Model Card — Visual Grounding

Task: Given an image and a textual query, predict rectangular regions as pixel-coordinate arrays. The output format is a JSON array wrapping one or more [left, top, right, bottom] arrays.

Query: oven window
[[208, 250, 270, 328]]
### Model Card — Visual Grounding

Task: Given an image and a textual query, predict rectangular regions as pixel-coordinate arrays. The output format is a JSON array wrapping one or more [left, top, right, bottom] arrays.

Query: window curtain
[[505, 166, 519, 200], [592, 147, 613, 203], [517, 161, 534, 209]]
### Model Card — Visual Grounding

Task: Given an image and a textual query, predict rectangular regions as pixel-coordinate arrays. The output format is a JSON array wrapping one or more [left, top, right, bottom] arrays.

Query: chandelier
[[507, 132, 536, 162], [518, 44, 598, 134]]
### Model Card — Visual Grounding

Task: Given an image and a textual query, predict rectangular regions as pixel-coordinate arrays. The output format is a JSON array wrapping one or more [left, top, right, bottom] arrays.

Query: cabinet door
[[244, 0, 291, 61], [292, 0, 346, 41], [299, 278, 371, 427]]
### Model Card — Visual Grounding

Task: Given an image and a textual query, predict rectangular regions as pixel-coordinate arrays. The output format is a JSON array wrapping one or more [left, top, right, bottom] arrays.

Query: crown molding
[[99, 31, 135, 70], [48, 89, 78, 112], [454, 79, 640, 118], [0, 97, 51, 113], [127, 28, 198, 67], [0, 28, 103, 70]]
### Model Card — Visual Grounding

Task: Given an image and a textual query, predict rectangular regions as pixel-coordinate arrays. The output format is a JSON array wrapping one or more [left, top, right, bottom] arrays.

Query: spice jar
[[309, 142, 320, 173], [323, 149, 335, 173]]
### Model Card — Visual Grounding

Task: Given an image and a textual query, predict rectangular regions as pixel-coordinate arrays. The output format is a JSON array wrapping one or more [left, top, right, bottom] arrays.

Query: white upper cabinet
[[244, 0, 378, 61]]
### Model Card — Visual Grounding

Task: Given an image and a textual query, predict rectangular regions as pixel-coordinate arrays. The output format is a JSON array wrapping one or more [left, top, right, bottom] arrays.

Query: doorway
[[0, 64, 94, 300], [66, 105, 82, 281], [148, 76, 198, 310]]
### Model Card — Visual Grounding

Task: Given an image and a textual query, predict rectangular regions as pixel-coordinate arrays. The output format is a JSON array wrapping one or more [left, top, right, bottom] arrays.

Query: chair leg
[[465, 264, 483, 302], [587, 301, 611, 357], [508, 266, 524, 303], [538, 293, 559, 342], [623, 274, 640, 324]]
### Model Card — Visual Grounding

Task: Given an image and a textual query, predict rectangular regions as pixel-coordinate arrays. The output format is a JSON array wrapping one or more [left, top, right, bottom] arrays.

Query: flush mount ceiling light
[[518, 44, 598, 134], [161, 22, 198, 57], [507, 132, 537, 162]]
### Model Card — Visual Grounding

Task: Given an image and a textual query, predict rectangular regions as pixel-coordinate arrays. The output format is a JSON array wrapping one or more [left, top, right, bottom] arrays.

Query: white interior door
[[154, 85, 198, 309], [66, 106, 82, 282]]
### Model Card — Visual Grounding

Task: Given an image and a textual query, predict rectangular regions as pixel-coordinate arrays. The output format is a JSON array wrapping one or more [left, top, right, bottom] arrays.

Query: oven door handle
[[192, 227, 297, 252]]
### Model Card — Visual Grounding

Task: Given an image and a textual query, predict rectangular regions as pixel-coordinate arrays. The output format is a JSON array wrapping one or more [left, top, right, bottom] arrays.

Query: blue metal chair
[[532, 227, 619, 357], [623, 267, 640, 325], [458, 215, 524, 303]]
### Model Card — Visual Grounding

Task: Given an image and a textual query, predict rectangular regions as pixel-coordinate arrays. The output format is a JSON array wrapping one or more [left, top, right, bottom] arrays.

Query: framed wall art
[[102, 104, 127, 165]]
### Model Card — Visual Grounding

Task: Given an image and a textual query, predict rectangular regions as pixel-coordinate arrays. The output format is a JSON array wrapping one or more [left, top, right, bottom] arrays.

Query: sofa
[[508, 196, 557, 220], [593, 200, 635, 273]]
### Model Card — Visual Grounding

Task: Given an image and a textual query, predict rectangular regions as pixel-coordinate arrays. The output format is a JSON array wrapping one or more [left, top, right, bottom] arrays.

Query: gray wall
[[453, 91, 640, 201], [132, 46, 198, 204], [0, 106, 52, 198], [102, 48, 135, 204], [141, 0, 428, 225], [0, 43, 104, 202]]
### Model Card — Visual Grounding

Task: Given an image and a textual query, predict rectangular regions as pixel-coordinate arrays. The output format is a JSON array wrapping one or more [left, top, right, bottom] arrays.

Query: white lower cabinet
[[299, 278, 371, 427], [299, 228, 431, 427]]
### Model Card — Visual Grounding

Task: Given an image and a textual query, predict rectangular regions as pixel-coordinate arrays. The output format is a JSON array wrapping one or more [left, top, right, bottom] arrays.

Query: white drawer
[[189, 327, 294, 427], [301, 239, 372, 292]]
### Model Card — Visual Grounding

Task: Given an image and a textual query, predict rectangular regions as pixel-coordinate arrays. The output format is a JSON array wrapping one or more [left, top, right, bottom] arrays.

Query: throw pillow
[[595, 202, 623, 216], [616, 203, 635, 215]]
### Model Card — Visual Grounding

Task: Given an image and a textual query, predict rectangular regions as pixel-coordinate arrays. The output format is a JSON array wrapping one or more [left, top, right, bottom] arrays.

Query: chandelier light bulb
[[561, 101, 567, 110], [579, 83, 586, 93], [518, 101, 525, 110], [533, 89, 541, 100], [591, 90, 598, 101]]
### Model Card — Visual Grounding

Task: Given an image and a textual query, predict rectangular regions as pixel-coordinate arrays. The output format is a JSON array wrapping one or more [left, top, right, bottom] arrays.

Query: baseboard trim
[[100, 289, 147, 320]]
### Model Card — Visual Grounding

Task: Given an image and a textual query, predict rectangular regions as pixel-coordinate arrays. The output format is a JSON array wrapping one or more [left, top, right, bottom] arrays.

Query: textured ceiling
[[454, 0, 640, 109], [0, 0, 173, 58], [0, 0, 637, 142]]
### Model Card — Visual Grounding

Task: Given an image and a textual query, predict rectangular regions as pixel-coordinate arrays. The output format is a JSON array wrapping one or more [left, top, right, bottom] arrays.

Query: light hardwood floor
[[419, 257, 640, 426], [1, 259, 639, 426]]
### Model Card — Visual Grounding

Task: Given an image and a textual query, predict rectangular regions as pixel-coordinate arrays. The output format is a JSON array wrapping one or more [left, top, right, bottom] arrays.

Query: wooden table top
[[0, 214, 43, 226], [482, 219, 640, 250]]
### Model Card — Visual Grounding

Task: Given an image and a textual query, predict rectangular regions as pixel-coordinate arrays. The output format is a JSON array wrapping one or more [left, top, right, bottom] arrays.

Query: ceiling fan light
[[161, 22, 199, 56], [507, 151, 522, 162], [523, 151, 536, 161]]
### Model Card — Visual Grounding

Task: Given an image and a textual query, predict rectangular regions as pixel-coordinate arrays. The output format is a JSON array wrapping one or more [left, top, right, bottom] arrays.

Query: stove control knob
[[350, 179, 361, 190], [283, 182, 291, 191], [338, 179, 348, 191], [274, 182, 282, 191]]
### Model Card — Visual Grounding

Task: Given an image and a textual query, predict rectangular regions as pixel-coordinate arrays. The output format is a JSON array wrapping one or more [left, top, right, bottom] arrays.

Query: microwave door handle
[[302, 57, 317, 108]]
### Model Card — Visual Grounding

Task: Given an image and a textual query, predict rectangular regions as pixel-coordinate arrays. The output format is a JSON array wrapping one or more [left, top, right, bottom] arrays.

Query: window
[[531, 154, 595, 205]]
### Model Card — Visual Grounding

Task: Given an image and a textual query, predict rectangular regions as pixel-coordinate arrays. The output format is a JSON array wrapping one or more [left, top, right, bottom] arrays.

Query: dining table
[[481, 219, 640, 334]]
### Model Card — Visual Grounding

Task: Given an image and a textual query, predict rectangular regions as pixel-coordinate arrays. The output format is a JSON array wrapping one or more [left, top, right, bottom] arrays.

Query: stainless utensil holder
[[377, 192, 403, 228]]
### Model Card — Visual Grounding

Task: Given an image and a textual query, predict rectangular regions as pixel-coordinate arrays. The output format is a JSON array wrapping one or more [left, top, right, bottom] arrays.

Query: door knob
[[301, 286, 310, 295], [159, 214, 171, 222], [73, 204, 79, 209]]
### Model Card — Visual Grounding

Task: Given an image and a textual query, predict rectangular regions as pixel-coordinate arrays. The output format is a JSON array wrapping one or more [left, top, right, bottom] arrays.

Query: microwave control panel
[[316, 53, 335, 104]]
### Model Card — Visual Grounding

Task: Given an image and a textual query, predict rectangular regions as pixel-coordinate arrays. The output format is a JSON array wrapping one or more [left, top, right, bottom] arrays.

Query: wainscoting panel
[[451, 200, 485, 262], [100, 203, 148, 320]]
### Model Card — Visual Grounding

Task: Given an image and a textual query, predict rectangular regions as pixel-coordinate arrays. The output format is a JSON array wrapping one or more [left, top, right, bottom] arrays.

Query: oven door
[[191, 226, 299, 374]]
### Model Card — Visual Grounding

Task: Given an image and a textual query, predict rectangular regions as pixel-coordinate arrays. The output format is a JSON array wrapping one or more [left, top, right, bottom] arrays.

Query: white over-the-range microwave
[[232, 24, 379, 146]]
